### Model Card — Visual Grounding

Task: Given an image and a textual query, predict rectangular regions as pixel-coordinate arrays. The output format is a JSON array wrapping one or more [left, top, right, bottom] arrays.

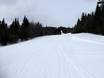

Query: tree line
[[1, 3, 104, 46], [72, 4, 104, 35], [0, 16, 72, 46]]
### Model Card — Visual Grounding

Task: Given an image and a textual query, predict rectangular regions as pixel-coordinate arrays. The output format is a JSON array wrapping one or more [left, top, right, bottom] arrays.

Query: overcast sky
[[0, 0, 97, 27]]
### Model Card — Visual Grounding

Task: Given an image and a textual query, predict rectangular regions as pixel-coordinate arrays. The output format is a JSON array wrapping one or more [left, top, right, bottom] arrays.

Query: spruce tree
[[9, 18, 21, 43], [0, 19, 8, 45], [21, 16, 30, 40]]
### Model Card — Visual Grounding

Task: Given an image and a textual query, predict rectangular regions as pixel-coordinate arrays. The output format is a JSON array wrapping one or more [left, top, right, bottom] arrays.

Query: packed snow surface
[[0, 33, 104, 78]]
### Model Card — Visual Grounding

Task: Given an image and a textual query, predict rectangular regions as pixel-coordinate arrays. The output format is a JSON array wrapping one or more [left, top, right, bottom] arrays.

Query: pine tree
[[29, 22, 42, 37], [9, 18, 21, 43], [21, 16, 30, 40], [0, 19, 8, 45]]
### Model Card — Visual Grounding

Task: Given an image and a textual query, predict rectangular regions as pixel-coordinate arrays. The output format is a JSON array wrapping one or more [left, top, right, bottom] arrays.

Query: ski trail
[[56, 46, 72, 78], [57, 46, 83, 78], [18, 51, 36, 78], [58, 45, 94, 78]]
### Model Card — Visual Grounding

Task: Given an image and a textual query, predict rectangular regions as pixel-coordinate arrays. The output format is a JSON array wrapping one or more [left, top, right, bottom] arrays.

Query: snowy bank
[[0, 33, 104, 78]]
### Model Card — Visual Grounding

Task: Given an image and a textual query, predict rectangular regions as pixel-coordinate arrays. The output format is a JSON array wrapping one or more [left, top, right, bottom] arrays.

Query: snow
[[0, 33, 104, 78]]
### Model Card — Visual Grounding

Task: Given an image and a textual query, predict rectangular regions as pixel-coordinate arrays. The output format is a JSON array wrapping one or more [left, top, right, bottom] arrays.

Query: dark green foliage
[[58, 27, 72, 34], [21, 16, 30, 40], [42, 27, 59, 35], [29, 22, 43, 38], [1, 1, 104, 46], [9, 19, 21, 43], [0, 19, 8, 45], [73, 3, 104, 35], [0, 16, 72, 46]]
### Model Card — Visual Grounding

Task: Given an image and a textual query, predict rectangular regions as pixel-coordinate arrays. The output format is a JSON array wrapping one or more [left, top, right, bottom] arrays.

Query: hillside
[[0, 33, 104, 78]]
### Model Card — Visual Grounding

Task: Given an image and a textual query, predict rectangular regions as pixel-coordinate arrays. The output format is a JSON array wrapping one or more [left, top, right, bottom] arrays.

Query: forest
[[0, 3, 104, 46]]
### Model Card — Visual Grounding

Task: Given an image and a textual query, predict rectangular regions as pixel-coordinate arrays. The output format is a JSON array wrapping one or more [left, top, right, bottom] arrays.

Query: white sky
[[0, 0, 97, 27]]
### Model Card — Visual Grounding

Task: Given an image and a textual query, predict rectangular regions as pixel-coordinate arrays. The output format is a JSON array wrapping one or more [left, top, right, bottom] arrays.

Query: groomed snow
[[0, 33, 104, 78]]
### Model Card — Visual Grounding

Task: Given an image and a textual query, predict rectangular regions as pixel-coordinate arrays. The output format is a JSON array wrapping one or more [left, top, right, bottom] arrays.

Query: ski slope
[[0, 33, 104, 78]]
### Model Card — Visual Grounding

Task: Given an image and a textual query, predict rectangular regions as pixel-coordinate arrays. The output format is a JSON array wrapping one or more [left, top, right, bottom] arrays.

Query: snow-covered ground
[[0, 33, 104, 78]]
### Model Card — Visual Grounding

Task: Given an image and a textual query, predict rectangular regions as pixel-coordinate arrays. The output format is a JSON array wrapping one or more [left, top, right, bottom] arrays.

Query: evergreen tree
[[29, 22, 43, 37], [73, 3, 104, 35], [21, 16, 30, 40], [0, 19, 8, 45], [9, 18, 21, 43]]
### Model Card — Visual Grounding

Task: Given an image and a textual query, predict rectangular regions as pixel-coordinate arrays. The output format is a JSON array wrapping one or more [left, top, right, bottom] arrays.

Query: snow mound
[[0, 33, 104, 78]]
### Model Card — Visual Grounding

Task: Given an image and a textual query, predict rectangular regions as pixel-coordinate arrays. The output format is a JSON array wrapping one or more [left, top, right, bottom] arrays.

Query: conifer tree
[[21, 16, 30, 40], [0, 19, 8, 45], [9, 18, 21, 43]]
